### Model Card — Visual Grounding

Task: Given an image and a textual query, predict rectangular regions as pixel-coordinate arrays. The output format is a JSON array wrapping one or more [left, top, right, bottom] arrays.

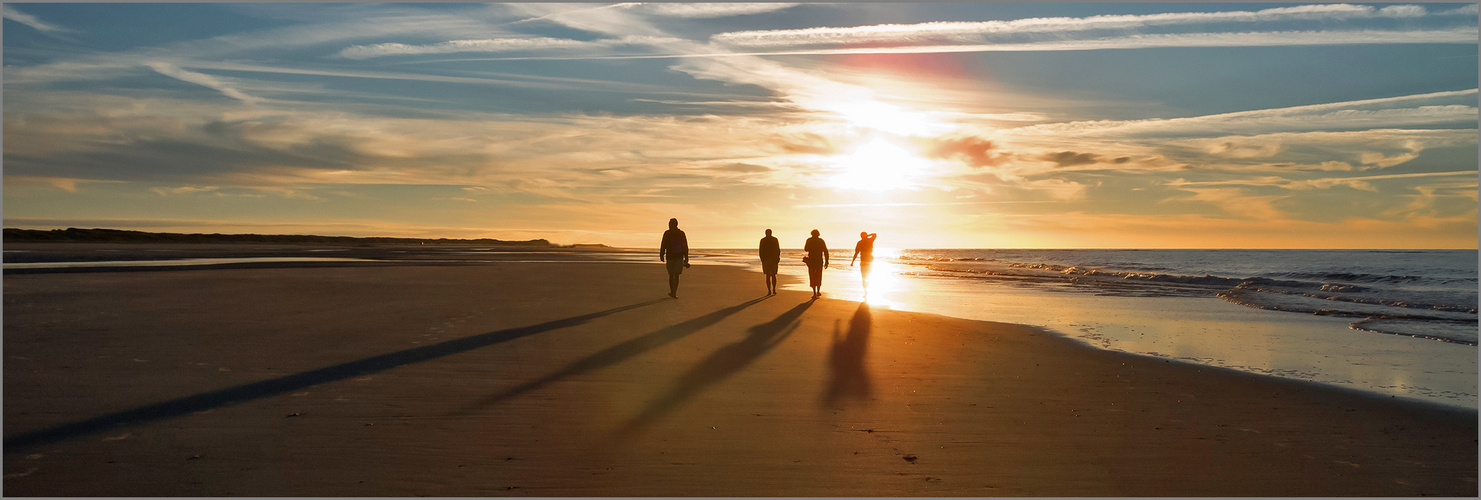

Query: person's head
[[668, 218, 678, 229], [860, 231, 868, 239], [765, 229, 772, 236], [811, 229, 820, 237]]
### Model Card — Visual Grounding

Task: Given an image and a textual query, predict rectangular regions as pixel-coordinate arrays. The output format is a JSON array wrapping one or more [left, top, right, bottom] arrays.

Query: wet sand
[[3, 253, 1476, 495]]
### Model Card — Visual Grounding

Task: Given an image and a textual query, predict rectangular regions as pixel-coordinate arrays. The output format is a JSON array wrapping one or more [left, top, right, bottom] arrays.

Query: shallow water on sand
[[699, 253, 1476, 410]]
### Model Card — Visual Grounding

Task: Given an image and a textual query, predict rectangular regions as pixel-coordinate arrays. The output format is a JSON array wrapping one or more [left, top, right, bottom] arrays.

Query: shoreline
[[696, 249, 1479, 410], [6, 242, 1477, 410], [3, 255, 1475, 495]]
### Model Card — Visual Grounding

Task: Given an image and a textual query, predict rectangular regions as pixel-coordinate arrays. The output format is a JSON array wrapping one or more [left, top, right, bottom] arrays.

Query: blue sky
[[4, 3, 1477, 248]]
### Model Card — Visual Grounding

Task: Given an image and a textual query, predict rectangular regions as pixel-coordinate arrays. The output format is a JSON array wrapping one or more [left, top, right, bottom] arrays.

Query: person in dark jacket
[[659, 218, 689, 298], [759, 229, 781, 295]]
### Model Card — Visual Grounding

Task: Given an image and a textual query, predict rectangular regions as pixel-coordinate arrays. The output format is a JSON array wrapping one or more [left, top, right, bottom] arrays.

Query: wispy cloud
[[152, 186, 224, 196], [1440, 4, 1481, 16], [146, 62, 261, 104], [360, 28, 1477, 63], [794, 200, 1059, 208], [624, 3, 798, 19], [339, 35, 683, 59], [2, 5, 72, 34], [4, 5, 510, 85], [140, 60, 748, 101], [713, 4, 1460, 48], [1001, 89, 1479, 139], [1167, 187, 1289, 220], [1164, 170, 1478, 192], [4, 176, 123, 193], [691, 28, 1480, 59]]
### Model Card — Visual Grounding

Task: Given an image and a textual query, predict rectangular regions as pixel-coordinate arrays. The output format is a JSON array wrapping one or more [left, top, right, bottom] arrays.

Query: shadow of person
[[4, 297, 671, 452], [823, 302, 872, 406], [616, 298, 816, 438], [451, 295, 772, 415]]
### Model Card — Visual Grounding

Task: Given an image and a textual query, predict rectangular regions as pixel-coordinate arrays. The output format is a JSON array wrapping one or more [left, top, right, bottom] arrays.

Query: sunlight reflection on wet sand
[[747, 255, 1476, 409]]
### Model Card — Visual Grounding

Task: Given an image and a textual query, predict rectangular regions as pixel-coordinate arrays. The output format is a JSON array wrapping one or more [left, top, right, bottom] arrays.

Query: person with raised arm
[[850, 231, 878, 295]]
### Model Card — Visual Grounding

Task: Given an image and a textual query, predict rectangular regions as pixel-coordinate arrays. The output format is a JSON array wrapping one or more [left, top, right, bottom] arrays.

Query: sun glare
[[860, 258, 906, 307], [831, 100, 945, 136], [829, 139, 933, 191]]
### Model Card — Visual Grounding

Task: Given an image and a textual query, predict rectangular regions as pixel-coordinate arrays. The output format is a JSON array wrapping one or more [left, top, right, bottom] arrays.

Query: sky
[[4, 2, 1477, 248]]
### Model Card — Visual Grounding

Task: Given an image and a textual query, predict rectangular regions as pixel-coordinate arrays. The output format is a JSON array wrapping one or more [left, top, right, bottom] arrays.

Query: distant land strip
[[2, 227, 580, 247]]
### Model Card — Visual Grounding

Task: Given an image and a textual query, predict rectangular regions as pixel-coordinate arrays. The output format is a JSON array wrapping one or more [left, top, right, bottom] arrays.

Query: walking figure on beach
[[850, 232, 878, 295], [759, 229, 781, 295], [660, 218, 690, 299], [803, 229, 829, 298]]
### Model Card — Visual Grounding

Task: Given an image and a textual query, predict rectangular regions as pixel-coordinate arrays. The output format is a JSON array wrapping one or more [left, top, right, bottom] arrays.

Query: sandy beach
[[3, 250, 1476, 496]]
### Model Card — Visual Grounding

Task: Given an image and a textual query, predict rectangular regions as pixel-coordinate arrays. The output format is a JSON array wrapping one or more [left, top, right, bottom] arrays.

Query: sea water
[[698, 248, 1478, 409]]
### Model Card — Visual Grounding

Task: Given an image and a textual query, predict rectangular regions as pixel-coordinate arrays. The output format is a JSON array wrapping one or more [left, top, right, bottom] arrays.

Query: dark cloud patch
[[1113, 156, 1132, 164], [5, 137, 353, 182], [1043, 151, 1100, 167], [922, 136, 1010, 167], [4, 116, 489, 184], [773, 132, 836, 155]]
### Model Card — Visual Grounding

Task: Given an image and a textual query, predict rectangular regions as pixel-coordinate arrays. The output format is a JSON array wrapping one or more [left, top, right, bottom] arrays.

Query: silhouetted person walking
[[759, 229, 781, 295], [660, 218, 689, 298], [804, 229, 829, 298], [850, 232, 877, 294]]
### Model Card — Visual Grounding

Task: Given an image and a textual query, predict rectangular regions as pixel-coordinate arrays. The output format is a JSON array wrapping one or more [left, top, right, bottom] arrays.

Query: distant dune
[[2, 227, 575, 247]]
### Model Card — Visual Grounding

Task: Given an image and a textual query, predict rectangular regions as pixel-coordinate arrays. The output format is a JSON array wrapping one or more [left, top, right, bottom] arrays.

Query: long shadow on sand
[[453, 295, 772, 415], [616, 298, 815, 438], [823, 302, 872, 406], [3, 297, 669, 452]]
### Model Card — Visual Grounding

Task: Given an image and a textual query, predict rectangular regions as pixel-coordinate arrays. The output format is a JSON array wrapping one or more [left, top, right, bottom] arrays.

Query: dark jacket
[[759, 236, 780, 263], [661, 228, 688, 262]]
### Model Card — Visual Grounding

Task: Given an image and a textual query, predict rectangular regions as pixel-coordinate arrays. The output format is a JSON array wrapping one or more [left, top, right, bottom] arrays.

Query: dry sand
[[3, 259, 1476, 496]]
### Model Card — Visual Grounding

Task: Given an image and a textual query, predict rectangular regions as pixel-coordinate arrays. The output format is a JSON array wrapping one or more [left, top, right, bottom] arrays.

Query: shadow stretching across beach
[[823, 302, 872, 406], [3, 297, 669, 452], [454, 295, 772, 415], [616, 298, 815, 438]]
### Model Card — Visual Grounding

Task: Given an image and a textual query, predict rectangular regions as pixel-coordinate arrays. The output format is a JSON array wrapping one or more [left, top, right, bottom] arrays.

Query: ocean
[[698, 248, 1478, 409]]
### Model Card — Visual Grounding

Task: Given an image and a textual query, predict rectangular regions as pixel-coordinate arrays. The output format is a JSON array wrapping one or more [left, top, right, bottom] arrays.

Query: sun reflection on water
[[851, 257, 909, 308]]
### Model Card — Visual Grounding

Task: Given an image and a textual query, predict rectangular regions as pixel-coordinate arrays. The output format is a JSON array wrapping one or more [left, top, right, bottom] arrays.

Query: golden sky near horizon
[[4, 3, 1478, 248]]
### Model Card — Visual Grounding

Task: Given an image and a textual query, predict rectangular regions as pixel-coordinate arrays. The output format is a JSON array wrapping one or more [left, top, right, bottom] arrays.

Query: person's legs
[[666, 259, 684, 298]]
